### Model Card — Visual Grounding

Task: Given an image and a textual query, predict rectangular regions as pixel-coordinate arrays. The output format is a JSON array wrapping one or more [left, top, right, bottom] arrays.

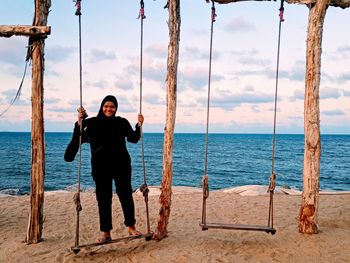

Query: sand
[[1, 186, 350, 263]]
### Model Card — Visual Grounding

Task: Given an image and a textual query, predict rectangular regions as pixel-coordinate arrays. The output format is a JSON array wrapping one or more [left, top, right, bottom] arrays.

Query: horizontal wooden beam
[[0, 25, 51, 38], [211, 0, 350, 8], [286, 0, 350, 8]]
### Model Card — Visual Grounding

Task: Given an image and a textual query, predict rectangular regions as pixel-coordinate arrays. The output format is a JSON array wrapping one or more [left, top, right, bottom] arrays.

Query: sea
[[0, 132, 349, 195]]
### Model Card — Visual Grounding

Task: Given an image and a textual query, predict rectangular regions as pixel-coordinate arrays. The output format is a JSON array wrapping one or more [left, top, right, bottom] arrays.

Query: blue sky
[[0, 1, 349, 134]]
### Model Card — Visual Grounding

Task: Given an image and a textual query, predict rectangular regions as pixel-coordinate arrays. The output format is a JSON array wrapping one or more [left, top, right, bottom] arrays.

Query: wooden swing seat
[[200, 222, 276, 235], [71, 233, 153, 254]]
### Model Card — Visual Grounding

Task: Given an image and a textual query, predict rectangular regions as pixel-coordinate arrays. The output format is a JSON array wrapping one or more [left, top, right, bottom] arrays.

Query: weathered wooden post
[[298, 0, 329, 234], [25, 0, 51, 244], [0, 0, 51, 243], [286, 0, 349, 234], [154, 0, 181, 240]]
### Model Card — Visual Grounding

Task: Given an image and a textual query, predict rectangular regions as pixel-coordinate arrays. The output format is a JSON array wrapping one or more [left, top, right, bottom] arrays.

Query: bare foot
[[97, 232, 112, 243], [128, 226, 142, 236]]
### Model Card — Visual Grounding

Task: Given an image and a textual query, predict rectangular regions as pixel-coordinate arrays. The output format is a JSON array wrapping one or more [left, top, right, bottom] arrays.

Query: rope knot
[[138, 1, 146, 19], [203, 175, 209, 199], [139, 184, 149, 198], [268, 172, 276, 193], [279, 0, 285, 22], [211, 3, 217, 22], [279, 7, 285, 22], [73, 192, 82, 212], [74, 0, 82, 16]]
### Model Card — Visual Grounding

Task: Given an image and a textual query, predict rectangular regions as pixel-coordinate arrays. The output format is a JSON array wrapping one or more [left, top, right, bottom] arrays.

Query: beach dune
[[1, 186, 350, 262]]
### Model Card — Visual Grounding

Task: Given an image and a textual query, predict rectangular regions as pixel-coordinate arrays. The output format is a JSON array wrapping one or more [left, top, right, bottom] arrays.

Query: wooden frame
[[71, 233, 153, 254], [0, 25, 50, 37], [200, 223, 276, 234]]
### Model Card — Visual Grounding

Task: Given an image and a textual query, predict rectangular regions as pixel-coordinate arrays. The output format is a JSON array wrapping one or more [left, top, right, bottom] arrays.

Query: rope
[[0, 59, 29, 117], [202, 0, 216, 226], [204, 0, 216, 178], [201, 175, 209, 225], [0, 38, 38, 117], [137, 0, 151, 236], [72, 0, 83, 250], [268, 0, 285, 228]]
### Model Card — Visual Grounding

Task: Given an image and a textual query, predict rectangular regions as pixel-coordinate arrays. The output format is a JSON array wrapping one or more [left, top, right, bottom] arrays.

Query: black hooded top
[[64, 95, 141, 178]]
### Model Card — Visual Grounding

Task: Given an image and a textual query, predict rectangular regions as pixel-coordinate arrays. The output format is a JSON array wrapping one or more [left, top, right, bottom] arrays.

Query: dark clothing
[[65, 114, 141, 231], [65, 116, 140, 178], [95, 165, 135, 230]]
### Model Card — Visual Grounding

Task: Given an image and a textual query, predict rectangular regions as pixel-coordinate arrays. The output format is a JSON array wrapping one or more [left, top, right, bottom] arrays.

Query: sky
[[0, 1, 349, 134]]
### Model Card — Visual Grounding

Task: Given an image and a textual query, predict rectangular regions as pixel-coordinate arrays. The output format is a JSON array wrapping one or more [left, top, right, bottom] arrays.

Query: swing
[[71, 1, 152, 254], [199, 0, 286, 235]]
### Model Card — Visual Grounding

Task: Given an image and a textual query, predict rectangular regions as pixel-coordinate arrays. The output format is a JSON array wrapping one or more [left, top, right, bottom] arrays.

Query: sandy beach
[[1, 186, 349, 263]]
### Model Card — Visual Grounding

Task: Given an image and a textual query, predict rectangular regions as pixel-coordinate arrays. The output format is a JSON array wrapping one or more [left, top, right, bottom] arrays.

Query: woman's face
[[102, 101, 117, 117]]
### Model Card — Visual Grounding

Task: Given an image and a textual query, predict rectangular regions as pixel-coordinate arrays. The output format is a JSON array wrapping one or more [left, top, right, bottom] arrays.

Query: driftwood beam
[[286, 0, 350, 8], [0, 25, 51, 38], [210, 0, 350, 8]]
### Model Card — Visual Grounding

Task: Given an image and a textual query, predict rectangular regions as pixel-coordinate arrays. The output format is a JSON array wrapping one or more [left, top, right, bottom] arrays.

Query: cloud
[[234, 62, 304, 82], [320, 87, 342, 99], [224, 17, 255, 33], [143, 93, 164, 105], [94, 80, 109, 89], [86, 49, 117, 63], [323, 45, 350, 61], [337, 72, 350, 84], [1, 89, 29, 105], [322, 71, 350, 84], [198, 88, 274, 110], [143, 62, 167, 83], [244, 85, 254, 92], [0, 39, 28, 66], [230, 49, 271, 67], [237, 56, 271, 67], [287, 68, 305, 82], [0, 39, 29, 77], [124, 57, 166, 83], [322, 109, 345, 116], [179, 66, 224, 91], [84, 80, 109, 90], [180, 46, 218, 62], [114, 75, 134, 91], [292, 86, 347, 101], [46, 45, 75, 63], [336, 45, 350, 58], [47, 107, 75, 113], [45, 98, 61, 104], [343, 90, 350, 97], [290, 89, 304, 101], [116, 97, 137, 113], [145, 44, 167, 59], [44, 68, 60, 77], [179, 66, 208, 90]]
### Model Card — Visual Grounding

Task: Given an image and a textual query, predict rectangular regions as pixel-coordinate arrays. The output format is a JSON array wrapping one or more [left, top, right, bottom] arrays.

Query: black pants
[[94, 165, 136, 232]]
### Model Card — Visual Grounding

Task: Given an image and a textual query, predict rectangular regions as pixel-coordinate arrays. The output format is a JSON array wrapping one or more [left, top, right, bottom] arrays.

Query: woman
[[65, 95, 144, 243]]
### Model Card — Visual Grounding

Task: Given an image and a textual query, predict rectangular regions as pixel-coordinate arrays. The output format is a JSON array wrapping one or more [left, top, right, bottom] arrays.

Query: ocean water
[[0, 132, 349, 195]]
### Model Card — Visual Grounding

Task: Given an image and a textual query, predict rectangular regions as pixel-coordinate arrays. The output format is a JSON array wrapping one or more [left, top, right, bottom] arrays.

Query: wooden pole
[[25, 0, 51, 244], [154, 0, 181, 240], [298, 0, 330, 234]]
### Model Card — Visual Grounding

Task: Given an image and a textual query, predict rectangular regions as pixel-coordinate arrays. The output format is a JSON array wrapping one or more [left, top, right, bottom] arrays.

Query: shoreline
[[2, 184, 350, 198]]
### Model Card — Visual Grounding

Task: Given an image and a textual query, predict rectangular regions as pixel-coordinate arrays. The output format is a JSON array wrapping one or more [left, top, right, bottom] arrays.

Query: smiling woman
[[64, 94, 149, 252]]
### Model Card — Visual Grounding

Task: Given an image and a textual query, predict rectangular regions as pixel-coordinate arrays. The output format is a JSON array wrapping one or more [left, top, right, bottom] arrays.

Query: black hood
[[97, 95, 118, 118]]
